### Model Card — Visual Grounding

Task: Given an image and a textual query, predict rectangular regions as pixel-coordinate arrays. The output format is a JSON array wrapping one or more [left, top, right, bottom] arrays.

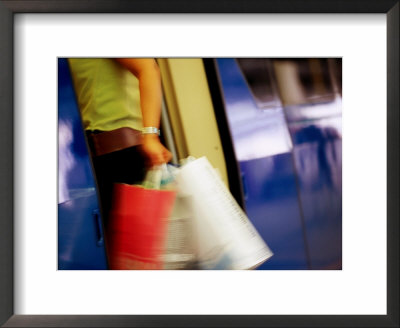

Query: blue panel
[[58, 59, 96, 204], [241, 155, 309, 269], [215, 59, 293, 161], [58, 58, 108, 269], [216, 58, 309, 269], [58, 192, 107, 270], [288, 111, 342, 269]]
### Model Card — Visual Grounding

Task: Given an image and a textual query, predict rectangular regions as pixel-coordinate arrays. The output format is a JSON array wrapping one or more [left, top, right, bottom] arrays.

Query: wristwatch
[[141, 127, 160, 136]]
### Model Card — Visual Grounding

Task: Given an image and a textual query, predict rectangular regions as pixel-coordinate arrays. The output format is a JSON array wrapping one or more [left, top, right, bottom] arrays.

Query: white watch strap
[[141, 127, 160, 136]]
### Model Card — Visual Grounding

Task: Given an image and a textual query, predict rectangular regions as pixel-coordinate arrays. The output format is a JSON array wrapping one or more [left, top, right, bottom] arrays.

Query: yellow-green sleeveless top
[[68, 58, 142, 131]]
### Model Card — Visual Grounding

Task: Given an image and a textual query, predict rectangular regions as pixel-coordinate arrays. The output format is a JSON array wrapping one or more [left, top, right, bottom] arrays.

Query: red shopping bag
[[107, 183, 176, 270]]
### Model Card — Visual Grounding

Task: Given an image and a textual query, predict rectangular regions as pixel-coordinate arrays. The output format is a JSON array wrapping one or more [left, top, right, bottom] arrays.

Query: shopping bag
[[175, 157, 273, 270], [107, 166, 176, 270], [162, 193, 197, 270]]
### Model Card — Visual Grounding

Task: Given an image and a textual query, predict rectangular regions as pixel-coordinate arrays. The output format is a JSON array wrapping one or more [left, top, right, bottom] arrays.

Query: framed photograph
[[1, 1, 398, 327]]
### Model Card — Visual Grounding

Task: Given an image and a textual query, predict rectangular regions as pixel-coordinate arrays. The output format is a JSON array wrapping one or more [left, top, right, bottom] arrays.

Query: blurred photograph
[[58, 58, 342, 270]]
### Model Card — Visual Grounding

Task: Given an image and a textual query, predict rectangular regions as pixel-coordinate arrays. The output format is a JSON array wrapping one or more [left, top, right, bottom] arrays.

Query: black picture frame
[[0, 1, 398, 327]]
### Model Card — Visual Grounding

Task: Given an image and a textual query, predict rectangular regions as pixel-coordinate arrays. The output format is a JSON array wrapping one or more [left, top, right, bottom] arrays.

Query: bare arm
[[115, 58, 172, 166]]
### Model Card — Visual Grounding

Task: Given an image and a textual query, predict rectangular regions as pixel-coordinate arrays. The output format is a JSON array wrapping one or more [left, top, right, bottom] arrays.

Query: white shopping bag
[[176, 157, 273, 269], [163, 194, 197, 270]]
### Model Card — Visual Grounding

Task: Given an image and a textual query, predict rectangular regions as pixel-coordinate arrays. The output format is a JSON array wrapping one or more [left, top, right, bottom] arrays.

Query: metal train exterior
[[58, 57, 342, 270]]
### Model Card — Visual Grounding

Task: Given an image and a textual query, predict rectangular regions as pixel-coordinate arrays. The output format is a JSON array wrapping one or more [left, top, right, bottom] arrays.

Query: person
[[68, 58, 172, 229]]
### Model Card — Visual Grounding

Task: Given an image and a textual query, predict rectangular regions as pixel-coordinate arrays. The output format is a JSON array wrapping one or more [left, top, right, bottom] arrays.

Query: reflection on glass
[[58, 119, 76, 204], [238, 58, 342, 109], [272, 58, 341, 107], [237, 58, 281, 110]]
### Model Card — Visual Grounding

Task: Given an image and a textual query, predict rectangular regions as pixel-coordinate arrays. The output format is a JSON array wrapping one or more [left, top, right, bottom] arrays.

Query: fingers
[[146, 155, 163, 167], [146, 149, 171, 167], [140, 138, 172, 167], [163, 148, 173, 163]]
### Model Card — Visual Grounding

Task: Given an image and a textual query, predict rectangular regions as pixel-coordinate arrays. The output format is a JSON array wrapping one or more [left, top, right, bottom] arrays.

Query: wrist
[[142, 133, 159, 142]]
